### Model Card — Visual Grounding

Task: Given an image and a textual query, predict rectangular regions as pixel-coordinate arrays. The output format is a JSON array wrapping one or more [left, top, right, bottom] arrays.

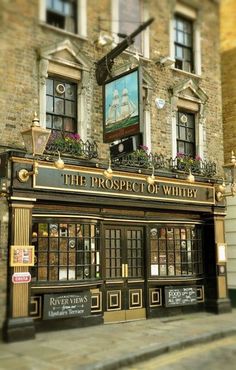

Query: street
[[121, 335, 236, 370]]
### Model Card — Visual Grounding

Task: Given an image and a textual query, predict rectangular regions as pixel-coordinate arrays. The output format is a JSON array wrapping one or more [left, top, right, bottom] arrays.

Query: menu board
[[165, 286, 197, 307]]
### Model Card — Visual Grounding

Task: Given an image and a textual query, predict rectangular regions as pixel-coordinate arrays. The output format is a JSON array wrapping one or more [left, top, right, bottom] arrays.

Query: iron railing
[[111, 151, 217, 178], [46, 139, 98, 160]]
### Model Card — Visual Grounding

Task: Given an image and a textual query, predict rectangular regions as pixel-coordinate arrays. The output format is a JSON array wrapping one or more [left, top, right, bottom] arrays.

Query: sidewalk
[[0, 310, 236, 370]]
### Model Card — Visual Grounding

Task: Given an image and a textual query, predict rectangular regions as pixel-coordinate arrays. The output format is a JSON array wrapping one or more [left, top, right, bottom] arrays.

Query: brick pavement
[[0, 310, 236, 370]]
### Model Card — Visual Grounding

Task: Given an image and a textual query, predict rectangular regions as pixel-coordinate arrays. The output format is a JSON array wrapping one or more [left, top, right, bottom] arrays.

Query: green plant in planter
[[176, 152, 202, 173], [48, 132, 83, 156], [130, 145, 150, 166]]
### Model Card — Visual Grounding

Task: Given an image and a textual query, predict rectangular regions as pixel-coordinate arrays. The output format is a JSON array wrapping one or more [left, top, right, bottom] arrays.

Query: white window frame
[[171, 80, 208, 161], [170, 2, 201, 76], [111, 0, 150, 59], [39, 40, 91, 141], [39, 0, 87, 38]]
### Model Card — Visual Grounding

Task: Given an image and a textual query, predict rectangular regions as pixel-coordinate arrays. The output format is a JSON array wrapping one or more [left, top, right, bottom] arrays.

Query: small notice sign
[[12, 272, 31, 284], [43, 292, 91, 320], [165, 286, 197, 307]]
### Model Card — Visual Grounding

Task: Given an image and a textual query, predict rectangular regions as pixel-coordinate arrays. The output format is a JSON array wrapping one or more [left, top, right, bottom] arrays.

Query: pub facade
[[0, 0, 231, 341]]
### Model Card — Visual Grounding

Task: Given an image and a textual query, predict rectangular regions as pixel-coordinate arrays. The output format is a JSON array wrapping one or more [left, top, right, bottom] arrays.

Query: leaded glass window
[[46, 77, 77, 135], [150, 225, 203, 277], [176, 111, 195, 157], [32, 221, 100, 282]]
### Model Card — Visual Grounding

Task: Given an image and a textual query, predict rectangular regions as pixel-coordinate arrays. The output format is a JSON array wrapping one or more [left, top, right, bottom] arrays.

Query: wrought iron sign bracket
[[95, 17, 154, 85]]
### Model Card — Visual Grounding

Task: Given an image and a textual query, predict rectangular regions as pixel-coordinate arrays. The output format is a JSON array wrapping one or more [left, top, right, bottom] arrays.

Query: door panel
[[103, 225, 145, 322]]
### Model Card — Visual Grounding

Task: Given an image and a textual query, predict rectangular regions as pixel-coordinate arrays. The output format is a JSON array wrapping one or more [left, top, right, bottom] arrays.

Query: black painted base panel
[[35, 314, 103, 333], [229, 289, 236, 307], [205, 298, 232, 314], [3, 317, 35, 343], [147, 304, 204, 319]]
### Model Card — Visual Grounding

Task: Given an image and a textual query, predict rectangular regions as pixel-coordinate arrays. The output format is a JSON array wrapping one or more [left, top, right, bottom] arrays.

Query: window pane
[[46, 96, 53, 112], [65, 100, 75, 116], [65, 84, 76, 100], [119, 0, 142, 52], [54, 0, 63, 13], [177, 31, 184, 44], [46, 79, 53, 95], [53, 116, 63, 130], [46, 114, 52, 128], [55, 98, 64, 114], [177, 19, 184, 31], [176, 45, 183, 59]]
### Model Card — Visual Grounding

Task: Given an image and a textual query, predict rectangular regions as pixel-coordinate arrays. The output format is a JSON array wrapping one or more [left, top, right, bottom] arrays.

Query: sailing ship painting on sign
[[103, 68, 141, 142]]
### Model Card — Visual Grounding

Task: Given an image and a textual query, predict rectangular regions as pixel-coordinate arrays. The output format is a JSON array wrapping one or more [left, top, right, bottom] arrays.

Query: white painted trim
[[142, 6, 150, 59], [175, 3, 197, 19], [194, 26, 201, 76], [143, 109, 151, 152], [171, 99, 177, 159], [169, 18, 175, 60], [78, 0, 87, 37], [111, 0, 119, 45], [39, 0, 46, 22]]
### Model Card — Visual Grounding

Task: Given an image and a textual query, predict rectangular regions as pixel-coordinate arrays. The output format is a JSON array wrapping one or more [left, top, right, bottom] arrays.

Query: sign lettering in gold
[[62, 174, 199, 199], [32, 166, 214, 205]]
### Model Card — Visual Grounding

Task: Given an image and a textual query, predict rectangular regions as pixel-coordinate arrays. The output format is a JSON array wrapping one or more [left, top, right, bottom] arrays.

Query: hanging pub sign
[[103, 67, 142, 142]]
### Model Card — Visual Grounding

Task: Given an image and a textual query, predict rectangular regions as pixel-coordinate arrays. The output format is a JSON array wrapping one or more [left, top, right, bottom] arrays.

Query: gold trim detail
[[12, 207, 31, 318], [129, 289, 142, 309], [107, 290, 121, 311], [33, 214, 204, 225], [105, 280, 124, 285], [197, 286, 205, 302], [30, 296, 42, 319], [91, 292, 102, 313], [149, 288, 162, 307]]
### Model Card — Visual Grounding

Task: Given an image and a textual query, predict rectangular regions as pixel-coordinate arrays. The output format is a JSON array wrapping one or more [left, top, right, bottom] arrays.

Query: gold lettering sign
[[32, 165, 214, 205]]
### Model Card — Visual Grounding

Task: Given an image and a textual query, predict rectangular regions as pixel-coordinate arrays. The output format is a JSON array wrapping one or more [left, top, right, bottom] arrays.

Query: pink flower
[[139, 145, 149, 151], [195, 155, 202, 161]]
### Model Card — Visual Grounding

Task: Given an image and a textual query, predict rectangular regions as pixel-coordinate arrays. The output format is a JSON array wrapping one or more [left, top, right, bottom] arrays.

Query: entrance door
[[103, 225, 146, 322]]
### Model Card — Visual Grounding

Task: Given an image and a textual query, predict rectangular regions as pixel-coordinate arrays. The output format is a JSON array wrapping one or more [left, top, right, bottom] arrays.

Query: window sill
[[39, 22, 88, 42], [171, 67, 202, 79]]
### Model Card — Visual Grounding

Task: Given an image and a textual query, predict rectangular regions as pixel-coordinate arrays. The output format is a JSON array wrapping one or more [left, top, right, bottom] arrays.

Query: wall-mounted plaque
[[43, 292, 91, 320], [10, 245, 35, 267], [165, 286, 197, 307]]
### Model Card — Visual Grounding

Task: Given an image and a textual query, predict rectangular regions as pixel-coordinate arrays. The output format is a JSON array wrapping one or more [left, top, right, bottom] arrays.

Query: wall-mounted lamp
[[95, 31, 114, 47], [187, 169, 195, 183], [216, 151, 236, 201], [18, 113, 51, 183], [18, 161, 39, 183], [104, 159, 113, 179], [157, 56, 175, 67], [54, 151, 65, 169], [146, 165, 156, 185]]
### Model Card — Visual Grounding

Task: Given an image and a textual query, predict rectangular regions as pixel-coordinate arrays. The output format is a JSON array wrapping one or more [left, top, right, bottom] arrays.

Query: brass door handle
[[122, 264, 128, 277], [122, 263, 125, 278], [125, 264, 128, 278]]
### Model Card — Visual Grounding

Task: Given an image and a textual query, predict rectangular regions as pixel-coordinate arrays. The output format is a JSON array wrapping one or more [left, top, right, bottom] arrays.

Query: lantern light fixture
[[216, 151, 236, 201], [18, 113, 51, 183]]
